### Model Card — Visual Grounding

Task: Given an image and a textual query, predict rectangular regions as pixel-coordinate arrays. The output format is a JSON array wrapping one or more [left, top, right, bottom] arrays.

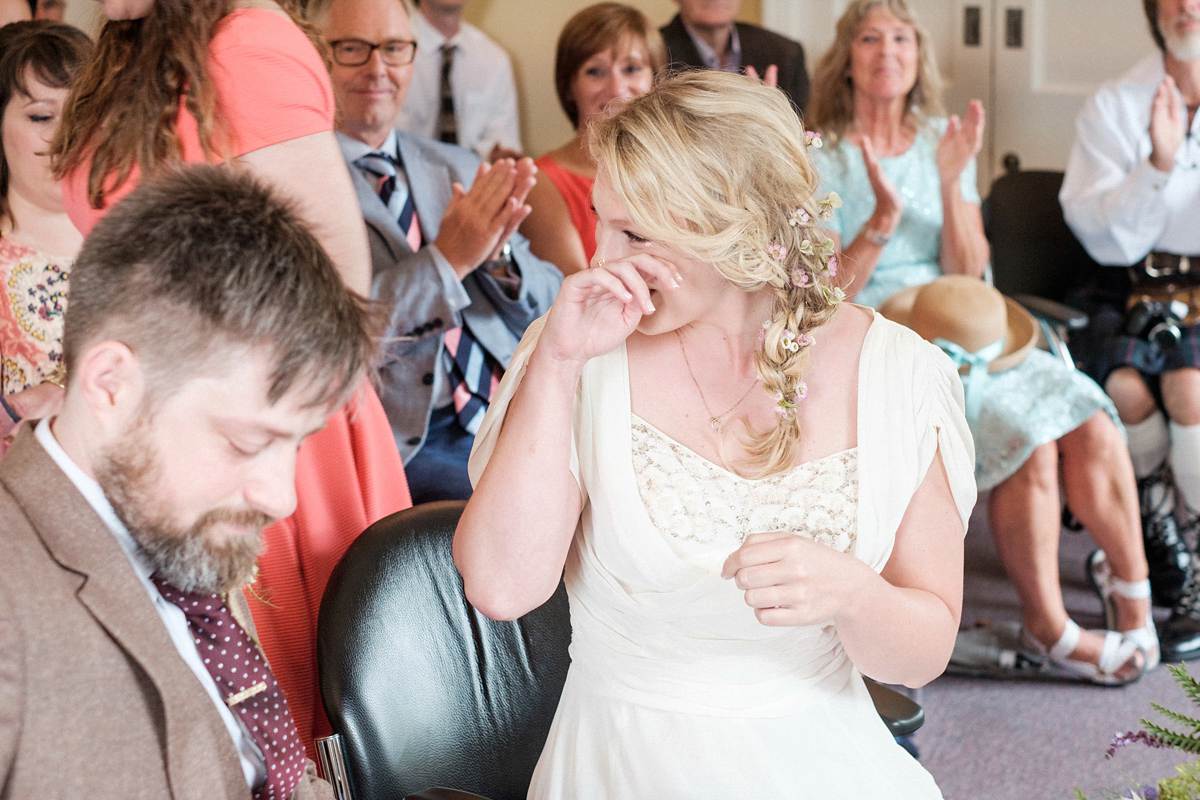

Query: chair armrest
[[864, 677, 925, 737], [405, 790, 492, 800], [1010, 294, 1089, 331]]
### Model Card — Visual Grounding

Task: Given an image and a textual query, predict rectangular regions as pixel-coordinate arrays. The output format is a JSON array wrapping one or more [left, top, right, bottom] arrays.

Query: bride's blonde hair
[[589, 71, 842, 477]]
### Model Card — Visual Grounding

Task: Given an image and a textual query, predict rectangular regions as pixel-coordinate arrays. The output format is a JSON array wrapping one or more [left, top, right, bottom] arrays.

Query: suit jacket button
[[422, 373, 434, 385], [407, 436, 421, 446]]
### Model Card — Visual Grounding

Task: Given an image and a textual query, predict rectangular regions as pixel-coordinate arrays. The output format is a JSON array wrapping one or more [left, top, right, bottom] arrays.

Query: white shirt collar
[[339, 127, 398, 163], [34, 418, 154, 585], [683, 20, 743, 72]]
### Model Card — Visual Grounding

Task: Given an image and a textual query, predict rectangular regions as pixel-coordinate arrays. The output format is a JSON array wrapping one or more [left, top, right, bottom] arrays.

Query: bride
[[453, 71, 975, 798]]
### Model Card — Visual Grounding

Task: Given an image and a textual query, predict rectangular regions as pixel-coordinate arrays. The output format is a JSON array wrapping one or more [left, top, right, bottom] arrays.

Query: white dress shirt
[[1061, 52, 1200, 266], [396, 11, 522, 160], [35, 419, 267, 791]]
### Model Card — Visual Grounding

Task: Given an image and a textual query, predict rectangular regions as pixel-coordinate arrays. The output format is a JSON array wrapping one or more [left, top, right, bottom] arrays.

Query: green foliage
[[1142, 667, 1200, 757], [1159, 759, 1200, 799]]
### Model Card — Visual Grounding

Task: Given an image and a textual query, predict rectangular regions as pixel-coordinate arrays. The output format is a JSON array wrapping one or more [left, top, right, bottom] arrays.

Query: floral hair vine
[[774, 382, 809, 418], [804, 131, 822, 149]]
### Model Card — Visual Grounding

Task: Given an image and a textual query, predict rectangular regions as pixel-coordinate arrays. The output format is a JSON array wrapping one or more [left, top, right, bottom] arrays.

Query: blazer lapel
[[0, 429, 250, 800]]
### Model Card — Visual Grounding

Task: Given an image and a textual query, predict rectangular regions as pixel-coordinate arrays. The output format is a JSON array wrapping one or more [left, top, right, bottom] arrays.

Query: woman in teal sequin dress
[[808, 0, 1156, 685]]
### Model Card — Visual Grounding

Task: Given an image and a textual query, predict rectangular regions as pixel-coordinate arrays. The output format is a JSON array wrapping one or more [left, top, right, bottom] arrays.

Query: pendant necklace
[[675, 329, 760, 432]]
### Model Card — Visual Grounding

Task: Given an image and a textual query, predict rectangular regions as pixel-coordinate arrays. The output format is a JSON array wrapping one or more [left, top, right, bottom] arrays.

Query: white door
[[764, 0, 1150, 192]]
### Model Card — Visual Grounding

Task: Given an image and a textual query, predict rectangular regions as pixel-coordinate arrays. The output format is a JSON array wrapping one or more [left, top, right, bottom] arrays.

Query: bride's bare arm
[[454, 257, 670, 620], [454, 346, 586, 621], [722, 449, 963, 688]]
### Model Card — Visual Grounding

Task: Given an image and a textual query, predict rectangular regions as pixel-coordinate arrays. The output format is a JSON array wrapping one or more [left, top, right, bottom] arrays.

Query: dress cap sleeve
[[468, 315, 585, 501]]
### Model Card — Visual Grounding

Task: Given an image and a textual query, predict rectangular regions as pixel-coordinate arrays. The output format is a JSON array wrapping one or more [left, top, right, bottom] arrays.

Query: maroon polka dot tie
[[153, 577, 306, 800]]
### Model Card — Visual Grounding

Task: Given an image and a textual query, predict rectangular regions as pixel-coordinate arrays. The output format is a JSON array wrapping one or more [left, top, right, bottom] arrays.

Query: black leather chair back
[[984, 169, 1101, 302], [317, 501, 571, 800]]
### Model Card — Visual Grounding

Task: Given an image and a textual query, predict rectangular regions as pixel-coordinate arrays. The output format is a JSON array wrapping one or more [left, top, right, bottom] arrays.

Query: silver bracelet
[[862, 228, 891, 247]]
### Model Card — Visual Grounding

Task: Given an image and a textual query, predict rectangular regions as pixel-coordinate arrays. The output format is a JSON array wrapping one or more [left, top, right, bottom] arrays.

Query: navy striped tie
[[354, 151, 421, 251]]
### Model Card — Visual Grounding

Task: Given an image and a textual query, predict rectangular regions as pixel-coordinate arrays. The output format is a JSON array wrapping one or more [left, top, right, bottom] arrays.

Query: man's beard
[[95, 416, 273, 595], [1164, 14, 1200, 61]]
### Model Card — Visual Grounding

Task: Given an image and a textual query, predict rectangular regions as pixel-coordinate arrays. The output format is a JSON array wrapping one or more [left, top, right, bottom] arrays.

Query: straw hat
[[878, 275, 1036, 374]]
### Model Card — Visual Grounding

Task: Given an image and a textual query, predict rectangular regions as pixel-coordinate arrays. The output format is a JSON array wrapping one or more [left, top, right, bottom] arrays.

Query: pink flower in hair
[[768, 243, 788, 262], [827, 255, 838, 276], [791, 268, 810, 288], [789, 207, 810, 227]]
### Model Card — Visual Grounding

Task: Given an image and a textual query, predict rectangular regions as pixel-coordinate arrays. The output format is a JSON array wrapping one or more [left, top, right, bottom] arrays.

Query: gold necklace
[[675, 329, 760, 432]]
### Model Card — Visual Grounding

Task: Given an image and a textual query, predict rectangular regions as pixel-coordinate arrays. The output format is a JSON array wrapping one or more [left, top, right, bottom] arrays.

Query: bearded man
[[1061, 0, 1200, 662], [0, 166, 375, 798]]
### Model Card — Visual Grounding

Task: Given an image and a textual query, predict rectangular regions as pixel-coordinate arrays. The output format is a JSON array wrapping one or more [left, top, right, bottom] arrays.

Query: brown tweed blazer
[[0, 427, 331, 800]]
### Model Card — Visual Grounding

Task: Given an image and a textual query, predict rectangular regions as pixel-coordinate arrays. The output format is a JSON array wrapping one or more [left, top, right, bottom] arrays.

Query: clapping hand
[[745, 64, 779, 89], [435, 157, 537, 278], [1150, 75, 1185, 173], [935, 99, 984, 187], [721, 531, 869, 627], [538, 255, 680, 367], [859, 136, 903, 232]]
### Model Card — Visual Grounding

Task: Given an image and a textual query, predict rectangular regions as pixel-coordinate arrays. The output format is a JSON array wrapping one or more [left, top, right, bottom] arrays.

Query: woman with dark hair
[[0, 20, 90, 448], [518, 2, 664, 276], [810, 0, 1158, 685], [50, 0, 411, 764]]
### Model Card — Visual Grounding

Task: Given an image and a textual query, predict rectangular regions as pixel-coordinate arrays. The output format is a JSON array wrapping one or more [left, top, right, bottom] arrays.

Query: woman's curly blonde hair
[[588, 71, 843, 478]]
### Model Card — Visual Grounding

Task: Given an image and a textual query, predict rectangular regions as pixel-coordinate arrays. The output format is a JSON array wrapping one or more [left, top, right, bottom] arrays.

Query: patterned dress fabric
[[813, 120, 1120, 489], [0, 234, 69, 393], [469, 312, 977, 798]]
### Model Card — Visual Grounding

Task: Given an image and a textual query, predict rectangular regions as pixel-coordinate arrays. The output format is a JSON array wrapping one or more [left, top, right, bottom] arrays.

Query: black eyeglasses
[[329, 38, 418, 67]]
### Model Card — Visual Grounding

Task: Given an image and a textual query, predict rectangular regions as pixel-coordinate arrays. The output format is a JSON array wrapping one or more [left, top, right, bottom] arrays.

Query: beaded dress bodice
[[631, 416, 858, 554]]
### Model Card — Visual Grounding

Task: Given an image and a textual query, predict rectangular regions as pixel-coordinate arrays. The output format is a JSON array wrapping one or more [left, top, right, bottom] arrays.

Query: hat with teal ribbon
[[879, 275, 1036, 427]]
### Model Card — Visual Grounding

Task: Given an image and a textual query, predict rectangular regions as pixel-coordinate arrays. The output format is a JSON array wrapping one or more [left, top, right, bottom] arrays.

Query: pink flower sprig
[[791, 268, 810, 288], [768, 243, 788, 262], [826, 255, 839, 277], [789, 207, 811, 227], [804, 131, 823, 149], [774, 382, 809, 418]]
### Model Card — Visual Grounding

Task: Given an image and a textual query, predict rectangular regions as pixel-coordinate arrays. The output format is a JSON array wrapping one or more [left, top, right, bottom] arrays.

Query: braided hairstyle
[[589, 70, 844, 477]]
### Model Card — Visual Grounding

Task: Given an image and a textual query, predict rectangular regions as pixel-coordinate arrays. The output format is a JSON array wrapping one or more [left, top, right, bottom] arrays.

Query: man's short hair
[[63, 165, 375, 408]]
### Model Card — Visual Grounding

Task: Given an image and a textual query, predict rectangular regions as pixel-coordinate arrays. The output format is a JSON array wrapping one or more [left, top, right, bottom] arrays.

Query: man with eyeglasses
[[396, 0, 522, 162], [1061, 0, 1200, 662], [309, 0, 561, 505]]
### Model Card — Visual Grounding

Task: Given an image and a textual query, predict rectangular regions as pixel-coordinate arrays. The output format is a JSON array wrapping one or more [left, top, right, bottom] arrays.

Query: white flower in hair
[[817, 192, 842, 220]]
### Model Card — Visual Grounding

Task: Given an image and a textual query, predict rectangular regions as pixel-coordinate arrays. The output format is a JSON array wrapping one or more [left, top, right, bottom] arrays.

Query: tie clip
[[225, 681, 268, 707]]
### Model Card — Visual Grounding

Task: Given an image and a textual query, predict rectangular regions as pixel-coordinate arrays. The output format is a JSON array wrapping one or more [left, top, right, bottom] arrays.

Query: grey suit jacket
[[339, 130, 563, 463], [0, 429, 330, 800], [660, 14, 810, 114]]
